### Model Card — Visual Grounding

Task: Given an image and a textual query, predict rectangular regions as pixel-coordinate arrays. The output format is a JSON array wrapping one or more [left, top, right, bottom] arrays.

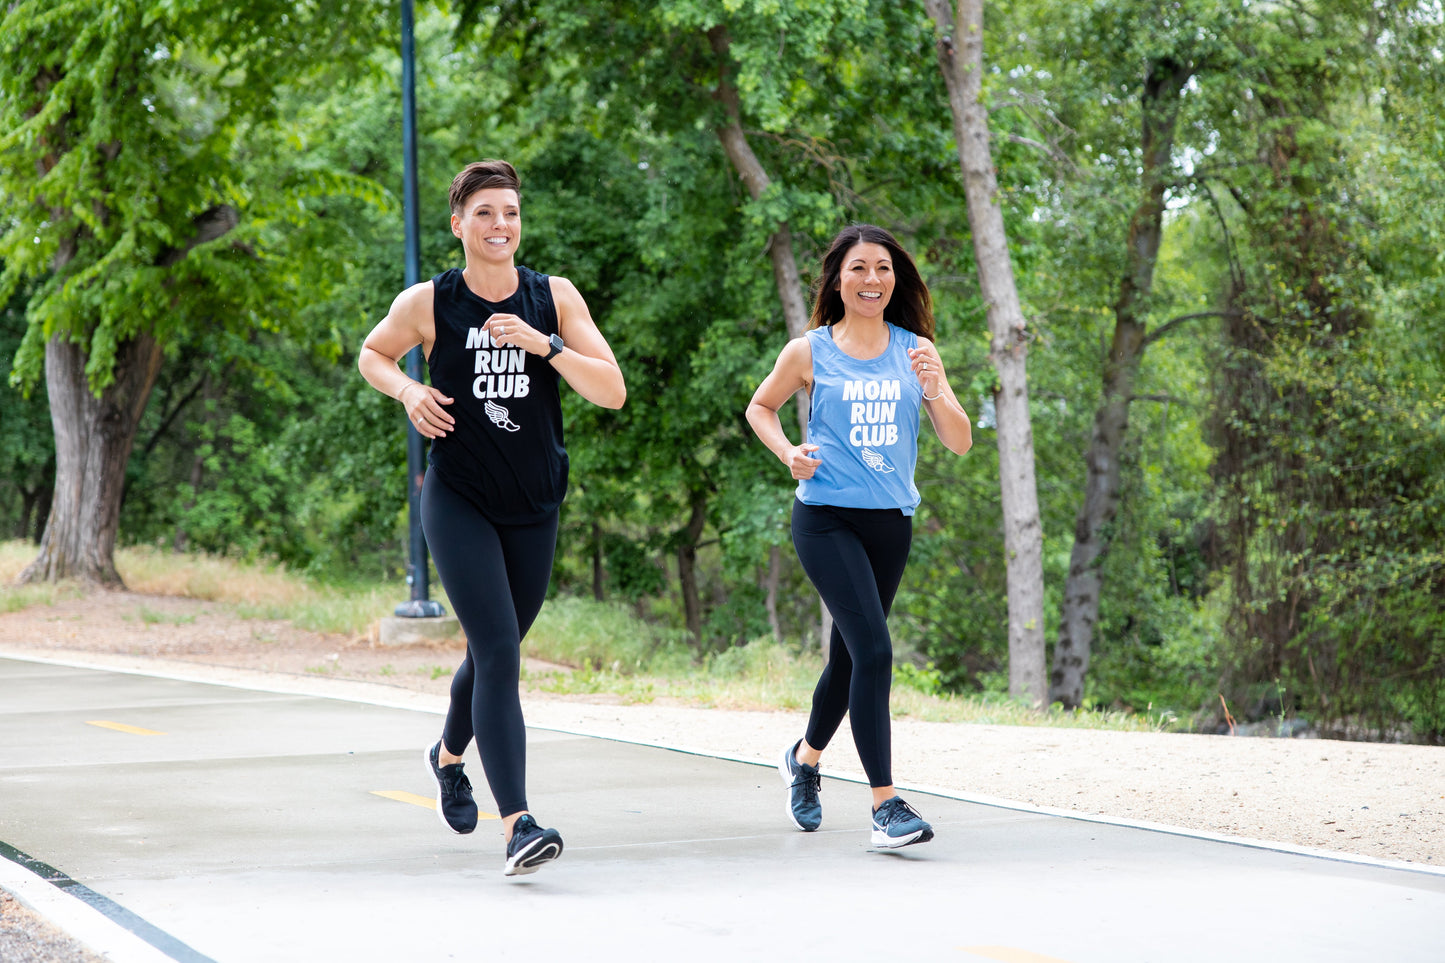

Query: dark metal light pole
[[395, 0, 444, 619]]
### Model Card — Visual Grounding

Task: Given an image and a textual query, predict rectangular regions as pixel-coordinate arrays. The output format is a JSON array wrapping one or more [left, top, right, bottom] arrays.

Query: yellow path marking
[[85, 720, 165, 736], [960, 948, 1076, 963], [370, 790, 498, 820]]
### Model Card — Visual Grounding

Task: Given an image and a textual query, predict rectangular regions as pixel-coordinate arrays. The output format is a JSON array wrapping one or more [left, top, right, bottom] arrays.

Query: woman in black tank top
[[359, 160, 625, 877]]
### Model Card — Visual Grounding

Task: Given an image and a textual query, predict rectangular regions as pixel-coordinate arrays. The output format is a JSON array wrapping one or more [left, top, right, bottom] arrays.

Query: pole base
[[394, 599, 447, 618], [377, 614, 460, 647]]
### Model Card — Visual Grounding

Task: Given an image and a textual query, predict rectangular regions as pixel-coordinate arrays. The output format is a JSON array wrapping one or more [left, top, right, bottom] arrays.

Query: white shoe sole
[[870, 825, 934, 849], [504, 834, 563, 877]]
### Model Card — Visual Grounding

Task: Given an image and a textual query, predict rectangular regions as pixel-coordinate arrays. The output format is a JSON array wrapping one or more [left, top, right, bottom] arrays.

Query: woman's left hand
[[907, 345, 945, 400], [485, 312, 548, 356]]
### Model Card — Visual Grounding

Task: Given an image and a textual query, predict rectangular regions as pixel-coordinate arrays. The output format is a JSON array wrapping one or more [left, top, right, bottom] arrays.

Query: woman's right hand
[[400, 381, 455, 439], [785, 443, 822, 480]]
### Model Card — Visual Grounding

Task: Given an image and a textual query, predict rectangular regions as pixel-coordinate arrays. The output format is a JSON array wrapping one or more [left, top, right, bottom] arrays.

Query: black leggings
[[791, 500, 912, 789], [421, 469, 557, 818]]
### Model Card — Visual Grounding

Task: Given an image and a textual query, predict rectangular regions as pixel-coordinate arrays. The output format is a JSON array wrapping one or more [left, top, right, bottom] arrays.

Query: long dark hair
[[807, 224, 934, 340]]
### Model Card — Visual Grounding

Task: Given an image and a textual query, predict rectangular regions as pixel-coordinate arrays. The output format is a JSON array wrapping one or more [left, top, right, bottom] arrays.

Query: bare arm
[[745, 337, 822, 479], [907, 338, 972, 455], [357, 281, 455, 438], [486, 277, 626, 409]]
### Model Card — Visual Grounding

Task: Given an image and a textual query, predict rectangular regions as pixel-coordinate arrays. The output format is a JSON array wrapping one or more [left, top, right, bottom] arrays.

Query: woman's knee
[[468, 639, 521, 680], [448, 661, 473, 703], [847, 632, 893, 680]]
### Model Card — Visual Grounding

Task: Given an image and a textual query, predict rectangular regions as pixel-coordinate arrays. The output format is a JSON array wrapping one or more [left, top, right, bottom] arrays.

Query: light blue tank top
[[796, 323, 922, 514]]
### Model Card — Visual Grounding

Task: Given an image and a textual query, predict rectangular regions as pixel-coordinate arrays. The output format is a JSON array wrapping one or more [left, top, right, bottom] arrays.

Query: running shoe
[[503, 814, 564, 877], [778, 739, 823, 831], [870, 795, 934, 849], [424, 740, 478, 834]]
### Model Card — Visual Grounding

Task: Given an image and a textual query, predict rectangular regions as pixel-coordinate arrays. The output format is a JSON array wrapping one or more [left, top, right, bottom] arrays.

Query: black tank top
[[426, 265, 567, 523]]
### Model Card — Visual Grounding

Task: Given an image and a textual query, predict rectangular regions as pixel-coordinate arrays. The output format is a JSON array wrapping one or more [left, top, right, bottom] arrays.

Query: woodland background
[[2, 0, 1442, 741]]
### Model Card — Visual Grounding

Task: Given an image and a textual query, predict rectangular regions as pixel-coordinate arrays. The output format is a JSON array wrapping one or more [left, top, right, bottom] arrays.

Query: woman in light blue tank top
[[797, 321, 924, 513], [747, 225, 972, 849]]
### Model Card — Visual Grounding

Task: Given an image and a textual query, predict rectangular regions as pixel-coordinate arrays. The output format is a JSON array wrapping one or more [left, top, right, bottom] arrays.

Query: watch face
[[550, 334, 564, 352]]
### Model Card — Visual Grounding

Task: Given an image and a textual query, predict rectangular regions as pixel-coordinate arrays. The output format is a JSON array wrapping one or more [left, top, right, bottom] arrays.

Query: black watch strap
[[544, 333, 564, 361]]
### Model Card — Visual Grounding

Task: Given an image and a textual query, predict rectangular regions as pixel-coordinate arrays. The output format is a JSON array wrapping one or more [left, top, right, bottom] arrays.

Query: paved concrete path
[[2, 655, 1443, 963]]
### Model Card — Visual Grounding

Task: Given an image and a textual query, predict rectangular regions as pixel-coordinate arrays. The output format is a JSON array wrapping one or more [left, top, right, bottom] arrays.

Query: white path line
[[514, 720, 1445, 879], [7, 648, 1444, 884]]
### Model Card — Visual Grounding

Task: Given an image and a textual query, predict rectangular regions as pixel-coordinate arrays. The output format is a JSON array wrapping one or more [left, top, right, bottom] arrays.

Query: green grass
[[0, 540, 1172, 732], [525, 600, 1171, 731], [133, 607, 197, 626]]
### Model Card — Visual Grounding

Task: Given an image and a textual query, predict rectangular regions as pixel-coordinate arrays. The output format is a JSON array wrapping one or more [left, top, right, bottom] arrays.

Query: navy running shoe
[[778, 739, 822, 831], [504, 814, 564, 877], [424, 741, 478, 835], [870, 795, 934, 849]]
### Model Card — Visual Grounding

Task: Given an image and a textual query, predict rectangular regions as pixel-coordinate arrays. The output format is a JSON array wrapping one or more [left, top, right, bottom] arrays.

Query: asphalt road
[[2, 654, 1443, 963]]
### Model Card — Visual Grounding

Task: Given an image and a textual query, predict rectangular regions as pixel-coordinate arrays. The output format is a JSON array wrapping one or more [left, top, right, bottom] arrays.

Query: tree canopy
[[2, 0, 1441, 740]]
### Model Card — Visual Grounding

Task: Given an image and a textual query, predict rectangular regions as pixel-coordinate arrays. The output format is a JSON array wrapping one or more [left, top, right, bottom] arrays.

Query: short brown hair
[[448, 160, 521, 215]]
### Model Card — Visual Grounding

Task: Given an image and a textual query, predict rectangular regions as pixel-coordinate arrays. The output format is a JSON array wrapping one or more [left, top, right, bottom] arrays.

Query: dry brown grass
[[115, 545, 314, 606], [0, 542, 406, 635], [0, 540, 35, 582]]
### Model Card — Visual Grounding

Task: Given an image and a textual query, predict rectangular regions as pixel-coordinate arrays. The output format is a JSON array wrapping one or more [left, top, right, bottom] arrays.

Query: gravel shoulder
[[3, 590, 1442, 873], [0, 891, 106, 963]]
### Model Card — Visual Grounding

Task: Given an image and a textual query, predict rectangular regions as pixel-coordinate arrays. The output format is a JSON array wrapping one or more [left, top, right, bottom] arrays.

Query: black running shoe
[[424, 741, 478, 835], [870, 795, 934, 849], [503, 814, 564, 877], [778, 739, 822, 831]]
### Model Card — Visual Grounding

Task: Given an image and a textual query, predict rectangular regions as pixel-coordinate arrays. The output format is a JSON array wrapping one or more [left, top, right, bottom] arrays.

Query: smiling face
[[451, 187, 521, 264], [837, 242, 894, 319]]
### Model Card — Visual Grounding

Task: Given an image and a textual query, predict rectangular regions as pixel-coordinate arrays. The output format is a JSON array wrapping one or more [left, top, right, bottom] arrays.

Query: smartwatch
[[544, 333, 564, 361]]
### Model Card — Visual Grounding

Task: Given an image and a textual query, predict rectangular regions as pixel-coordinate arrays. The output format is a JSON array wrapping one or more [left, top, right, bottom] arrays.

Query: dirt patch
[[0, 590, 573, 699], [3, 589, 1443, 868]]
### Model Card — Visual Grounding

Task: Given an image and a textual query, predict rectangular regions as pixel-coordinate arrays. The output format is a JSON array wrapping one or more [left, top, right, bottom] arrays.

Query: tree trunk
[[172, 371, 214, 554], [15, 493, 34, 541], [676, 492, 708, 643], [172, 444, 204, 554], [591, 519, 605, 601], [17, 204, 238, 586], [707, 26, 810, 355], [709, 24, 830, 652], [17, 463, 53, 543], [18, 333, 163, 586], [1049, 59, 1192, 708], [926, 0, 1046, 705], [16, 490, 37, 541], [764, 544, 782, 641]]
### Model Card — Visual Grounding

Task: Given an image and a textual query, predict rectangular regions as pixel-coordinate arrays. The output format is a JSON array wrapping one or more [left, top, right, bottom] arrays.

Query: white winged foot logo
[[485, 400, 521, 432], [861, 447, 895, 473]]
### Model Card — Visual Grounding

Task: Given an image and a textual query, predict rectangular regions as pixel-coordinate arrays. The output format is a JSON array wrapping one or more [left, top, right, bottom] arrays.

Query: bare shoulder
[[547, 274, 586, 312], [768, 333, 814, 390], [778, 333, 814, 369], [389, 279, 435, 320], [363, 280, 435, 360]]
